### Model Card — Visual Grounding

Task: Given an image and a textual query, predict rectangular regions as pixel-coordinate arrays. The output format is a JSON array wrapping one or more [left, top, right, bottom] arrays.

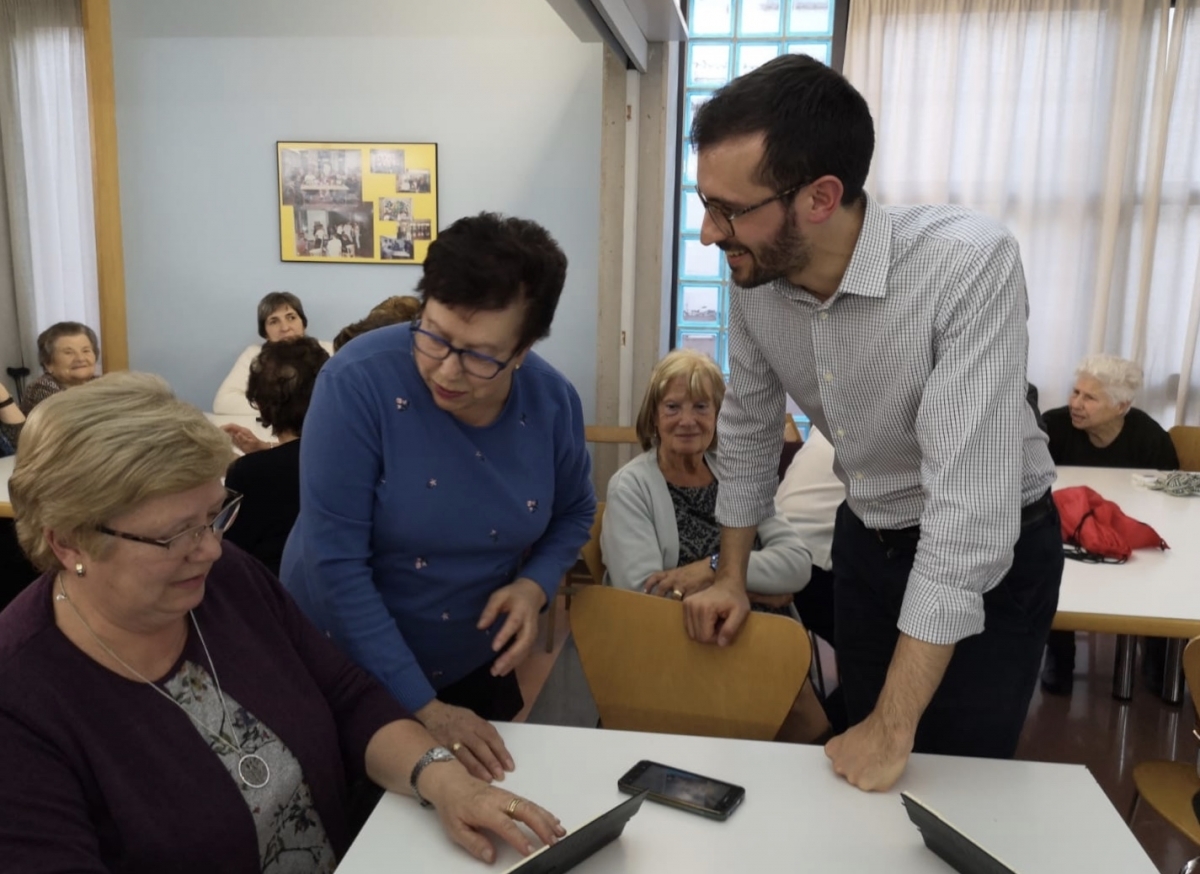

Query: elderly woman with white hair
[[1042, 354, 1178, 471], [1040, 354, 1178, 695]]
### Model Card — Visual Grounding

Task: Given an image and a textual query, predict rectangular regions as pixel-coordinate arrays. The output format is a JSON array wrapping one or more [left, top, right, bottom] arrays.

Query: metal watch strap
[[409, 746, 456, 808], [710, 552, 720, 571]]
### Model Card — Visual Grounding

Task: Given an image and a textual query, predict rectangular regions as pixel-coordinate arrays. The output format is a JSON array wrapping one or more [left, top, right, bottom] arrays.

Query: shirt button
[[855, 472, 865, 480], [432, 670, 443, 679], [824, 372, 834, 382], [836, 428, 845, 438], [819, 312, 829, 320], [441, 611, 451, 621]]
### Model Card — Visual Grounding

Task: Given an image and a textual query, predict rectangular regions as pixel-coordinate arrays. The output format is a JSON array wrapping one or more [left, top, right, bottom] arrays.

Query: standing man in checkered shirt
[[683, 54, 1062, 790]]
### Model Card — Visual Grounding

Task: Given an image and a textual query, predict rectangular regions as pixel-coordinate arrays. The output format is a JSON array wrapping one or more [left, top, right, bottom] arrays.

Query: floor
[[515, 603, 1199, 873]]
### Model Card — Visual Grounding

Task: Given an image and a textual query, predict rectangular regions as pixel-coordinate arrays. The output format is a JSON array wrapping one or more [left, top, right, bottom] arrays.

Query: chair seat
[[1132, 760, 1200, 845]]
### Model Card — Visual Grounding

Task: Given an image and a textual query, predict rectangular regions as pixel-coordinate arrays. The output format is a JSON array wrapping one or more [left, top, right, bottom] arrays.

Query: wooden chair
[[544, 502, 606, 653], [1171, 426, 1200, 473], [570, 585, 811, 740], [1129, 637, 1200, 872]]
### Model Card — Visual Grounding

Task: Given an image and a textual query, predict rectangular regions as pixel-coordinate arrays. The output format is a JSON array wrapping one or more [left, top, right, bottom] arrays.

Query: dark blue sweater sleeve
[[296, 366, 438, 712], [516, 381, 596, 602]]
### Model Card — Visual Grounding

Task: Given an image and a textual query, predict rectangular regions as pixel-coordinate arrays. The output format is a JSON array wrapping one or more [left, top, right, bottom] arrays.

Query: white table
[[0, 454, 12, 518], [1052, 467, 1200, 699], [339, 723, 1156, 873]]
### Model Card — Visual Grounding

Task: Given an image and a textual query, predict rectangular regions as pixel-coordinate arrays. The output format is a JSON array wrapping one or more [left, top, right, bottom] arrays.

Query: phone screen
[[618, 761, 744, 818]]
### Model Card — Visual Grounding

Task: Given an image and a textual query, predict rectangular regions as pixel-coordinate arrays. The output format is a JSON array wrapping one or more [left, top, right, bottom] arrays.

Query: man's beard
[[724, 210, 811, 289]]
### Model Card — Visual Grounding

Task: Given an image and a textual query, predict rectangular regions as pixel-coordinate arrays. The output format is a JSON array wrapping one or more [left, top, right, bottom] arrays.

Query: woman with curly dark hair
[[280, 213, 594, 787], [224, 337, 329, 575]]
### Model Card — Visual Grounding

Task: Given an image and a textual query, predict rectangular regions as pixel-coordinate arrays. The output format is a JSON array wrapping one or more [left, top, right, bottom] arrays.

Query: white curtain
[[845, 0, 1200, 425], [0, 0, 100, 375]]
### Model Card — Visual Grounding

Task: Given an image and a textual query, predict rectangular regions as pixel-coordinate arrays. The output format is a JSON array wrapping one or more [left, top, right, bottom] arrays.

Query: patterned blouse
[[164, 661, 337, 873], [19, 372, 66, 416], [666, 480, 722, 567]]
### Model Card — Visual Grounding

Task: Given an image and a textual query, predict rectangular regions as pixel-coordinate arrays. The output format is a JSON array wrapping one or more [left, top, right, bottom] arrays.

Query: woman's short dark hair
[[333, 295, 421, 352], [36, 322, 99, 369], [256, 291, 308, 339], [416, 213, 568, 352], [245, 337, 329, 436], [691, 54, 875, 206]]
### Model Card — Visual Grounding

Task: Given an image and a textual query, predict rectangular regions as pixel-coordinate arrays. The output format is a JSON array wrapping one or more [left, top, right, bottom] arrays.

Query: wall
[[110, 0, 602, 414]]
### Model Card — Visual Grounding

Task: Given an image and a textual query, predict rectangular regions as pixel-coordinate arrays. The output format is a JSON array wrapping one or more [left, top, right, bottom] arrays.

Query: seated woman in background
[[333, 294, 422, 352], [20, 321, 99, 415], [0, 379, 24, 456], [224, 337, 330, 576], [0, 373, 564, 872], [602, 349, 811, 615], [1041, 353, 1179, 695], [212, 291, 334, 417], [281, 213, 594, 785]]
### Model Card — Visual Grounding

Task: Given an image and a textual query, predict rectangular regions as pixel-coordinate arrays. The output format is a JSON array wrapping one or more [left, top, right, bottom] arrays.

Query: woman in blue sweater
[[281, 213, 595, 785]]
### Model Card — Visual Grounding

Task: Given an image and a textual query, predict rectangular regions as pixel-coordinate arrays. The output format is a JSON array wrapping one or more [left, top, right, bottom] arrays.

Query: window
[[674, 0, 843, 431]]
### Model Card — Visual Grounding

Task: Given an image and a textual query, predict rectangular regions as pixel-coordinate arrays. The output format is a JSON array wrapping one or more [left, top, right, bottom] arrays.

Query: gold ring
[[671, 588, 684, 601], [505, 797, 523, 817], [450, 742, 463, 753]]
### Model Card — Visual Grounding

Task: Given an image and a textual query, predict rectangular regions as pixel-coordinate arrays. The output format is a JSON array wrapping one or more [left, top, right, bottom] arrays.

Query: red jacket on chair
[[1053, 486, 1168, 562]]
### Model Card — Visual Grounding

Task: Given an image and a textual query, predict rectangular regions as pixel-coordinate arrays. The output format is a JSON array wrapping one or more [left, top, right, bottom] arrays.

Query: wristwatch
[[710, 552, 720, 571], [409, 745, 456, 808]]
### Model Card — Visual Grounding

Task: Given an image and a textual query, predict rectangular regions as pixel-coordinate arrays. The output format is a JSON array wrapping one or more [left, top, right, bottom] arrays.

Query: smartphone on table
[[617, 760, 745, 820]]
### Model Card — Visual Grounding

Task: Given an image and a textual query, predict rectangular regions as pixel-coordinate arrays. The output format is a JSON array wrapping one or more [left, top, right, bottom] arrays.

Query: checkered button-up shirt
[[715, 196, 1056, 645]]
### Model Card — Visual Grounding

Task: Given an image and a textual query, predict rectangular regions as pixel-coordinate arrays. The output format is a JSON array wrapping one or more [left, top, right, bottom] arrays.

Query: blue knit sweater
[[281, 324, 594, 711]]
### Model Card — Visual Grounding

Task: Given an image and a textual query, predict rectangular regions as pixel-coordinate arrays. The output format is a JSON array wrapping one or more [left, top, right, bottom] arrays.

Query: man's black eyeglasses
[[697, 182, 808, 237]]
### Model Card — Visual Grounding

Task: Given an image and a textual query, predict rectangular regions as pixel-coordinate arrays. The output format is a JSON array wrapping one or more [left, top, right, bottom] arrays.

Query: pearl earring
[[75, 562, 85, 577]]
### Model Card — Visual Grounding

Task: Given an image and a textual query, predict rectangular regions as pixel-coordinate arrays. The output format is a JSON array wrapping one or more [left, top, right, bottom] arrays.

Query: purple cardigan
[[0, 544, 409, 873]]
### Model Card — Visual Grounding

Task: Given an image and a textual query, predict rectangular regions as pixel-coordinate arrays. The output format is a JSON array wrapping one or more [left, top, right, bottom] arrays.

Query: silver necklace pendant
[[238, 753, 271, 789]]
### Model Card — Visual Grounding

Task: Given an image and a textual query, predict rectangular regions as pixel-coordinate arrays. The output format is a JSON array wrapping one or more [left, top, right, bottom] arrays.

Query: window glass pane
[[688, 43, 732, 87], [787, 42, 830, 64], [690, 0, 733, 36], [682, 190, 706, 233], [679, 285, 721, 326], [788, 0, 832, 35], [680, 238, 722, 280], [738, 43, 781, 76], [739, 0, 783, 36], [685, 91, 712, 135], [679, 331, 720, 363], [684, 145, 699, 185]]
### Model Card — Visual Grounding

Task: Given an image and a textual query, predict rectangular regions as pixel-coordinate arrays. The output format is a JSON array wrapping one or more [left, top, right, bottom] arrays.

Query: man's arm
[[827, 230, 1035, 790], [686, 288, 787, 644], [825, 634, 952, 790]]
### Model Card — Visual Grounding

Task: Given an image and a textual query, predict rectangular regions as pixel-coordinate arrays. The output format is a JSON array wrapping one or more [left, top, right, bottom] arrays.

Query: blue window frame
[[674, 0, 844, 434]]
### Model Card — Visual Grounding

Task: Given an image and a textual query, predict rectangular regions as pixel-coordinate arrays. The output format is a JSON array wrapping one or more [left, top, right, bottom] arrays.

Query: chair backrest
[[1184, 638, 1200, 723], [1170, 426, 1200, 473], [580, 501, 606, 584], [570, 586, 811, 740], [585, 425, 640, 446]]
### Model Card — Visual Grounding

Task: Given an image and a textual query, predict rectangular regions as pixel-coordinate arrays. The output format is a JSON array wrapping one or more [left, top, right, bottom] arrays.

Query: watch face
[[432, 747, 456, 762]]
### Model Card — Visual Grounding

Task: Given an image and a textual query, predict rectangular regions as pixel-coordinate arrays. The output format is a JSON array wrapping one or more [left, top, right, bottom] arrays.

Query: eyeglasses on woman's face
[[410, 320, 517, 380], [94, 489, 243, 554]]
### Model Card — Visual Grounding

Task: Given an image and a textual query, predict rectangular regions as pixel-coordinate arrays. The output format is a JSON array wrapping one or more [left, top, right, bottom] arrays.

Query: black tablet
[[501, 791, 648, 874], [901, 792, 1018, 874]]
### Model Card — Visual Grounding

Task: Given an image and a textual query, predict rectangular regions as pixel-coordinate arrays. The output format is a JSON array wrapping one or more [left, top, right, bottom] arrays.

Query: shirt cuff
[[897, 571, 986, 646]]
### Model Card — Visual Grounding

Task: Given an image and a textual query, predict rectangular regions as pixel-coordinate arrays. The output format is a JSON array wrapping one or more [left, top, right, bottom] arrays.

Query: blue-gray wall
[[111, 0, 601, 414]]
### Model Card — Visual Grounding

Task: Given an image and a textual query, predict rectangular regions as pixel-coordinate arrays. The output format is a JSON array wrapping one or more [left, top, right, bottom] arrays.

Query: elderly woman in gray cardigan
[[602, 349, 808, 608]]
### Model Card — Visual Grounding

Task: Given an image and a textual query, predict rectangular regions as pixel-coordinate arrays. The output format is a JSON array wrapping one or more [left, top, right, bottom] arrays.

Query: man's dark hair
[[246, 337, 329, 436], [690, 54, 875, 206], [256, 291, 308, 339], [416, 212, 568, 352]]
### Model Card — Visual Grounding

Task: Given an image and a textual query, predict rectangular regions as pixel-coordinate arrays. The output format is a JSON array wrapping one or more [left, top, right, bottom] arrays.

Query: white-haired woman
[[0, 373, 563, 872], [1040, 354, 1178, 695], [1042, 354, 1178, 471]]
